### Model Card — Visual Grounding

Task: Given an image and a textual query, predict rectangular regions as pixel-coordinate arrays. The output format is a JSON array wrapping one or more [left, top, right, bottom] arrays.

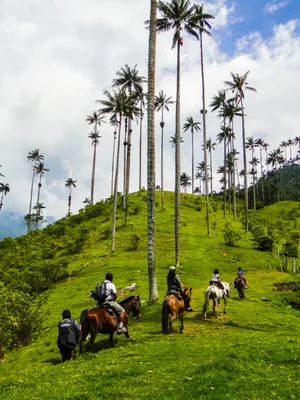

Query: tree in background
[[33, 162, 50, 213], [183, 116, 201, 194], [27, 149, 44, 222], [224, 71, 256, 232], [65, 178, 77, 215], [0, 183, 10, 211], [86, 111, 105, 205], [156, 0, 198, 266], [155, 90, 174, 211], [180, 172, 191, 193], [146, 0, 159, 303]]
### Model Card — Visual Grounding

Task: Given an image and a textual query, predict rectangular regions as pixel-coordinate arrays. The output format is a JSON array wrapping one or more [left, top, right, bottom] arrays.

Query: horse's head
[[183, 287, 192, 308], [133, 295, 141, 320], [223, 282, 231, 298]]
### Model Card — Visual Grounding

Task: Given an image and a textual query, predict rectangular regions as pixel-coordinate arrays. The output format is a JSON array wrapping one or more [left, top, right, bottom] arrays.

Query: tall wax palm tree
[[86, 111, 105, 205], [146, 0, 159, 303], [170, 136, 184, 147], [98, 89, 138, 251], [216, 125, 231, 218], [294, 136, 300, 152], [155, 90, 174, 211], [224, 70, 257, 232], [196, 161, 206, 194], [203, 138, 216, 196], [263, 141, 270, 172], [287, 138, 293, 161], [267, 148, 284, 170], [155, 0, 198, 266], [249, 156, 259, 210], [33, 162, 50, 209], [255, 138, 265, 202], [279, 140, 288, 160], [83, 197, 91, 205], [27, 149, 44, 218], [180, 172, 191, 193], [112, 64, 146, 213], [137, 88, 146, 193], [109, 115, 119, 197], [211, 90, 227, 217], [183, 116, 201, 194], [65, 178, 77, 215], [0, 165, 4, 177], [192, 4, 214, 235], [0, 183, 10, 211]]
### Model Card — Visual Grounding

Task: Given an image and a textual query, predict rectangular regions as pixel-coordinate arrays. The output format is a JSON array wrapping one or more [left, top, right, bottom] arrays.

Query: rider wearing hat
[[167, 266, 193, 311]]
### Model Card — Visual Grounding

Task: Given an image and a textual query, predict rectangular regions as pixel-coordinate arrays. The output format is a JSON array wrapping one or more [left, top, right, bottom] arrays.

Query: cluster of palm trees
[[0, 165, 10, 212]]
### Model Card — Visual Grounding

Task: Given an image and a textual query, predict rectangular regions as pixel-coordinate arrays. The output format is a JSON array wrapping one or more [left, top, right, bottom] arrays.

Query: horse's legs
[[109, 331, 114, 347], [223, 296, 227, 314], [203, 300, 208, 319], [213, 299, 218, 317], [179, 312, 184, 334], [169, 313, 176, 334]]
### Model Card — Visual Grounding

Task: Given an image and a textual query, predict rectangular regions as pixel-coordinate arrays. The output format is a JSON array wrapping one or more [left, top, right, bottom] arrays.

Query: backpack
[[92, 281, 107, 303]]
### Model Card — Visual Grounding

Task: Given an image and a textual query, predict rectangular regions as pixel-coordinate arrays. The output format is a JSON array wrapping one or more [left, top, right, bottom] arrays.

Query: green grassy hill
[[1, 192, 300, 400]]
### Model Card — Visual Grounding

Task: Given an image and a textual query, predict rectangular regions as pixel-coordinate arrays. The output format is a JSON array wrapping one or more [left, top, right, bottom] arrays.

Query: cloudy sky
[[0, 0, 299, 220]]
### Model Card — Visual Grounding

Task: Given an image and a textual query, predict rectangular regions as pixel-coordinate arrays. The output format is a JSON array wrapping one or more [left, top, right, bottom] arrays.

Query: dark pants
[[59, 346, 74, 362]]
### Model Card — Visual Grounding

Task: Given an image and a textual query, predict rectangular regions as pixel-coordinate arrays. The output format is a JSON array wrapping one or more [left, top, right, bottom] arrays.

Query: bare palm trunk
[[231, 121, 237, 219], [241, 98, 249, 232], [112, 113, 123, 252], [209, 148, 213, 196], [223, 133, 227, 218], [139, 101, 143, 193], [123, 118, 128, 209], [28, 170, 35, 215], [147, 0, 158, 304], [125, 123, 132, 225], [90, 143, 97, 204], [160, 109, 164, 211], [260, 145, 264, 203], [175, 39, 181, 267], [200, 31, 210, 235], [68, 188, 72, 214], [111, 131, 117, 197], [191, 127, 194, 194]]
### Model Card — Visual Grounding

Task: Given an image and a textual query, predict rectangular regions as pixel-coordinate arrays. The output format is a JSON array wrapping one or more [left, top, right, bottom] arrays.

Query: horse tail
[[79, 309, 90, 353], [161, 300, 170, 334]]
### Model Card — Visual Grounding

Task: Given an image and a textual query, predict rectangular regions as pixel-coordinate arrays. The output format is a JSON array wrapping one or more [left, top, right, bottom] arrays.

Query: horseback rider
[[94, 272, 127, 333], [210, 268, 225, 291], [57, 309, 81, 362], [167, 266, 193, 311], [234, 267, 248, 288]]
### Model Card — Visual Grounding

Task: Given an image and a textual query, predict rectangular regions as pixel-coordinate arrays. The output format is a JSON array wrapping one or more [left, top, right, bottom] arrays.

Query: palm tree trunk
[[123, 118, 128, 209], [91, 144, 97, 204], [231, 121, 237, 219], [191, 127, 194, 194], [125, 124, 132, 225], [175, 39, 181, 267], [210, 148, 213, 196], [160, 108, 164, 211], [111, 132, 117, 197], [36, 175, 42, 210], [241, 98, 249, 232], [223, 138, 227, 218], [200, 31, 210, 235], [112, 113, 122, 252], [28, 170, 35, 215], [139, 101, 143, 193], [147, 0, 158, 304], [260, 146, 264, 203]]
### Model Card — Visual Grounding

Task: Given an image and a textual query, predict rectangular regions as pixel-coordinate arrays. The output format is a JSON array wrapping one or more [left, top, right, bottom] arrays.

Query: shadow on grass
[[43, 357, 65, 365]]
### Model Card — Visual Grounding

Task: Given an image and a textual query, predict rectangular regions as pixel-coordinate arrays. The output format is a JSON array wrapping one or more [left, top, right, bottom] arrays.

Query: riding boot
[[117, 321, 126, 333]]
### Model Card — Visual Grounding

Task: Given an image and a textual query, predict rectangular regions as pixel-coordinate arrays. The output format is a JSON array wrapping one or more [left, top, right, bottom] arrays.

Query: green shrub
[[224, 228, 242, 247], [283, 241, 299, 258], [0, 286, 41, 356], [127, 234, 140, 251]]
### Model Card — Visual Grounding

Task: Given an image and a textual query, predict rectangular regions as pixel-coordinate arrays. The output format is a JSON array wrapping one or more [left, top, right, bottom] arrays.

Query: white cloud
[[264, 0, 290, 14], [0, 1, 299, 220]]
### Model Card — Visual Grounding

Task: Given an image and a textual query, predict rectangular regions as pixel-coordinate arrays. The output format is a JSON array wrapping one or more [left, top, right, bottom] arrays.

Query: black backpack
[[92, 281, 107, 303]]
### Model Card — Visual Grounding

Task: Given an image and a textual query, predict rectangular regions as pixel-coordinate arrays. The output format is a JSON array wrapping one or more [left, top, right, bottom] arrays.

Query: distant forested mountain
[[0, 212, 54, 240]]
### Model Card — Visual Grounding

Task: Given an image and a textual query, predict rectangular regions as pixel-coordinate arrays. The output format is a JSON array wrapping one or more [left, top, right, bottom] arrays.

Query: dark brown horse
[[161, 288, 192, 334], [235, 278, 246, 299], [119, 295, 141, 320], [80, 296, 141, 352]]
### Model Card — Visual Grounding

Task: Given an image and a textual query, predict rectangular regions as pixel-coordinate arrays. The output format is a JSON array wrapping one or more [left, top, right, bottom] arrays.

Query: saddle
[[167, 290, 183, 300], [98, 304, 116, 317]]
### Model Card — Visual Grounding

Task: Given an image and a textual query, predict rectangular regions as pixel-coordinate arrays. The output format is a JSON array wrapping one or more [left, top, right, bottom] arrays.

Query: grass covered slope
[[1, 192, 300, 399]]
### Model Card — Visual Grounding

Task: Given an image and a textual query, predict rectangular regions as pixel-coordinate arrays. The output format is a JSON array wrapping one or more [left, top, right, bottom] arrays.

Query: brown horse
[[80, 295, 141, 352], [119, 295, 141, 320], [161, 288, 192, 334], [235, 278, 246, 299]]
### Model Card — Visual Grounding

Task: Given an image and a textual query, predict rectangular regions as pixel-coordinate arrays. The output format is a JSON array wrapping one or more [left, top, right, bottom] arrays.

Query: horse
[[119, 295, 141, 320], [161, 288, 192, 334], [235, 278, 246, 299], [80, 296, 140, 352], [203, 282, 231, 319]]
